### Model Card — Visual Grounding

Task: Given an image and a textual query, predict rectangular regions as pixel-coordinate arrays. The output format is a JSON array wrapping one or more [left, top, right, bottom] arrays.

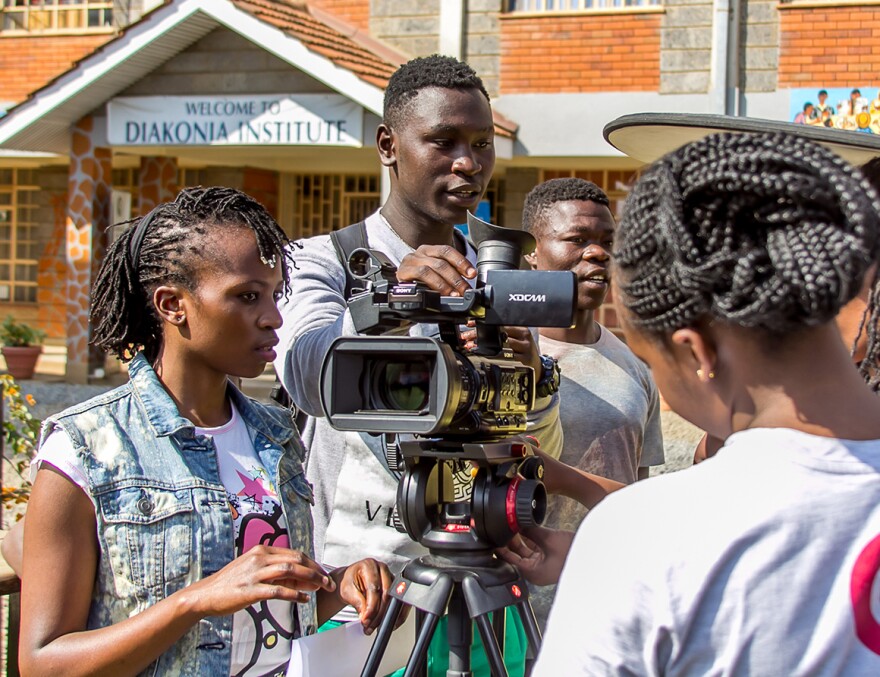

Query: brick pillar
[[138, 156, 178, 214], [65, 116, 111, 383]]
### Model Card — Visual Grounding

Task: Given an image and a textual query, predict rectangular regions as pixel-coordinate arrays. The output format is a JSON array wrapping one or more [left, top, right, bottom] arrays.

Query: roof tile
[[232, 0, 397, 87]]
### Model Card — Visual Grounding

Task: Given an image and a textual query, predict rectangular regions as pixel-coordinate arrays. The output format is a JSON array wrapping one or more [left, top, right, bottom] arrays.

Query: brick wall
[[779, 4, 880, 87], [243, 168, 279, 219], [500, 12, 661, 93], [0, 34, 112, 104], [309, 0, 371, 32]]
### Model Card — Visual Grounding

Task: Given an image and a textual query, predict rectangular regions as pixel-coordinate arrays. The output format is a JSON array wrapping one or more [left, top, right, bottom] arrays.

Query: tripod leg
[[362, 596, 406, 677], [472, 613, 508, 677], [403, 612, 442, 677], [491, 608, 506, 658], [515, 601, 542, 655]]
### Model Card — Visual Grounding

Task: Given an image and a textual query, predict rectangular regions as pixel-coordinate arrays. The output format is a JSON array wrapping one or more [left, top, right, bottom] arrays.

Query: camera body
[[319, 213, 576, 551]]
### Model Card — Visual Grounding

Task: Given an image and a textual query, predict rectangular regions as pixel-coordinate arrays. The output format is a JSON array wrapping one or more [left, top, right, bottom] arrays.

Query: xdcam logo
[[508, 293, 546, 302]]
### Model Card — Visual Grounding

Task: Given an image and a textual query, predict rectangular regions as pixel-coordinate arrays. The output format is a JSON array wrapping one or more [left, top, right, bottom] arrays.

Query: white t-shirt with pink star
[[34, 402, 295, 677]]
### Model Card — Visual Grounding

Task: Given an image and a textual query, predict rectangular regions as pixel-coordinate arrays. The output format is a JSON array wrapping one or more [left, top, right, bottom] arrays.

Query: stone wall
[[122, 28, 334, 97], [660, 0, 713, 94], [742, 0, 779, 93], [370, 0, 440, 60]]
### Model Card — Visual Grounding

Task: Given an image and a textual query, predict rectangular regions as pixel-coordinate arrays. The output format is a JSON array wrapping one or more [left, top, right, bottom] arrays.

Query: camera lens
[[373, 360, 431, 411]]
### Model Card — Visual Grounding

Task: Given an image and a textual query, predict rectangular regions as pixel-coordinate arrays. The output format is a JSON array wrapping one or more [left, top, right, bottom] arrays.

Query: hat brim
[[603, 112, 880, 166]]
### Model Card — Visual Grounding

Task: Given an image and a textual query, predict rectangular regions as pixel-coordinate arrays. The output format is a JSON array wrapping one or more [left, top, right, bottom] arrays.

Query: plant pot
[[1, 345, 43, 380]]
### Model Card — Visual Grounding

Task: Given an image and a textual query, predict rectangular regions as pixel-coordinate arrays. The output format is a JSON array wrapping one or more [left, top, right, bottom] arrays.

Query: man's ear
[[670, 327, 717, 382], [376, 123, 397, 169], [153, 285, 188, 327], [524, 250, 539, 271]]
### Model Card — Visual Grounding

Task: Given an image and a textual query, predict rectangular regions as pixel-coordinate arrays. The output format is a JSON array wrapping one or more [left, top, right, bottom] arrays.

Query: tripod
[[361, 551, 542, 677], [355, 436, 547, 676]]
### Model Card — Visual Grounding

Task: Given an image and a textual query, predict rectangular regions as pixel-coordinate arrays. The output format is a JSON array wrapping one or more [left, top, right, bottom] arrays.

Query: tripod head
[[394, 437, 547, 555]]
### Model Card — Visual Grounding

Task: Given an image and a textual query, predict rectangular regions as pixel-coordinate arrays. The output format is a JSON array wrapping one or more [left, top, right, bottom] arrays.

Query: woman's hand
[[184, 546, 336, 618], [332, 558, 399, 635], [496, 528, 576, 587]]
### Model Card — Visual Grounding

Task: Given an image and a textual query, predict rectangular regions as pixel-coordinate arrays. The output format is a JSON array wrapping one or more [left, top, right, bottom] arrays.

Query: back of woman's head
[[90, 186, 291, 363], [615, 132, 880, 338]]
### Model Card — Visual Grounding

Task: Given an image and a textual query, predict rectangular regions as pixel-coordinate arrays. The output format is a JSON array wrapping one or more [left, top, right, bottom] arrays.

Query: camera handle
[[361, 555, 542, 677]]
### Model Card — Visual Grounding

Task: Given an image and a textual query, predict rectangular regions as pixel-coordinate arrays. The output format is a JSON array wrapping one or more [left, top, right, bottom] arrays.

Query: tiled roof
[[232, 0, 399, 89], [231, 1, 517, 138]]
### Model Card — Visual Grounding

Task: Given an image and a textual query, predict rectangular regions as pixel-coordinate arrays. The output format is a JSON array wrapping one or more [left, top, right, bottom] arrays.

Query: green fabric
[[318, 608, 527, 677]]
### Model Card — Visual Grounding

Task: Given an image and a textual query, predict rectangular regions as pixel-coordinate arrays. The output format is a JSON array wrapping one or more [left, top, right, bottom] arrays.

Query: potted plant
[[0, 316, 45, 380]]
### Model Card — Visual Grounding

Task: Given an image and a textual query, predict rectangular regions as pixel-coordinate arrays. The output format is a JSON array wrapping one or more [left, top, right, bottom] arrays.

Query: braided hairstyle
[[90, 186, 291, 363], [614, 132, 880, 342], [856, 156, 880, 391], [383, 54, 490, 130], [522, 177, 610, 235]]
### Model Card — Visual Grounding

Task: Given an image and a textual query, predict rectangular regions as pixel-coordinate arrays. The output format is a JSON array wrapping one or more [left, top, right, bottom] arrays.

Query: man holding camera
[[275, 55, 561, 674]]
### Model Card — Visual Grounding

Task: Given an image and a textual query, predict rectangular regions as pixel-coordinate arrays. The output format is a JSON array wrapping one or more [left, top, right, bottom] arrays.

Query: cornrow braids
[[522, 177, 611, 235], [614, 132, 880, 337], [90, 186, 291, 363], [383, 54, 490, 130], [859, 269, 880, 392], [857, 156, 880, 392]]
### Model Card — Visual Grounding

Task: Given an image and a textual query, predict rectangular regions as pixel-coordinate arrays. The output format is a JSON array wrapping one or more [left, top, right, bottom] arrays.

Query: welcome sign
[[107, 94, 364, 147]]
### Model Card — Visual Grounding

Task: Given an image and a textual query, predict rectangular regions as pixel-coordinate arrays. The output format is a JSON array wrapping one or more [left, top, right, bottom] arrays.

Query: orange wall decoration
[[139, 156, 178, 215], [66, 116, 111, 381]]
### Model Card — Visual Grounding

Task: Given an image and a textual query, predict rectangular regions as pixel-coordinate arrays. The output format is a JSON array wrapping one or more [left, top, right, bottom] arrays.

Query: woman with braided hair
[[532, 132, 880, 675], [16, 186, 396, 676], [693, 152, 880, 463]]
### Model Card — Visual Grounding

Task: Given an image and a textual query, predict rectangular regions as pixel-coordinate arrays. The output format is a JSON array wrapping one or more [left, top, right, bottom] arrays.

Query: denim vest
[[41, 354, 318, 676]]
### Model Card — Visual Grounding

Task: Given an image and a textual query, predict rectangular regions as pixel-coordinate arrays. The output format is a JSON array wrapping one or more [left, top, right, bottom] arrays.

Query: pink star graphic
[[236, 471, 272, 503]]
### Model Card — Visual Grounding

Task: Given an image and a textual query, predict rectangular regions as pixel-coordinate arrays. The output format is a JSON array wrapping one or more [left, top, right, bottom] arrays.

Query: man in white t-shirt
[[520, 177, 665, 624]]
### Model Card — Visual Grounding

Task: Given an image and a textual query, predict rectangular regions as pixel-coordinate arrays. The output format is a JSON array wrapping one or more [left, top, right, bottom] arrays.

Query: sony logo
[[508, 293, 546, 302]]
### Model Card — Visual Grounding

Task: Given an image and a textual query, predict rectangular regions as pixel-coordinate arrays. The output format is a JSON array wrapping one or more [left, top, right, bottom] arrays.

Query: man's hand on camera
[[397, 244, 476, 297], [496, 528, 575, 587]]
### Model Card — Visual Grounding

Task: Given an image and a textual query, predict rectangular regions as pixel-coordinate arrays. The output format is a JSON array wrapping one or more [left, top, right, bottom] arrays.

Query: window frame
[[0, 169, 40, 305], [1, 0, 115, 36], [507, 0, 663, 14]]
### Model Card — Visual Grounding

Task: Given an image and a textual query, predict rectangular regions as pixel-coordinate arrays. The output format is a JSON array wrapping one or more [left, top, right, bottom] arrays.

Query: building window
[[508, 0, 662, 12], [0, 169, 39, 304], [2, 1, 114, 34], [278, 173, 380, 240]]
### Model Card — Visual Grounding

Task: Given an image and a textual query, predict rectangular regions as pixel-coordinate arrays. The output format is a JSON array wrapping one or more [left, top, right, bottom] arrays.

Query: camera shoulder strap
[[328, 220, 368, 300], [327, 221, 403, 479]]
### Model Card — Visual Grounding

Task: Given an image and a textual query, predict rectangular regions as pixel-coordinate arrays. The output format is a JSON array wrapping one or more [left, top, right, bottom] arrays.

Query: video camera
[[320, 212, 576, 440], [319, 213, 576, 553]]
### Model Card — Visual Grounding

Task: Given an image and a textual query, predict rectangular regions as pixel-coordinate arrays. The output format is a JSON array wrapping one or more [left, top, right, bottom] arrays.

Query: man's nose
[[583, 244, 610, 261], [452, 149, 481, 175]]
